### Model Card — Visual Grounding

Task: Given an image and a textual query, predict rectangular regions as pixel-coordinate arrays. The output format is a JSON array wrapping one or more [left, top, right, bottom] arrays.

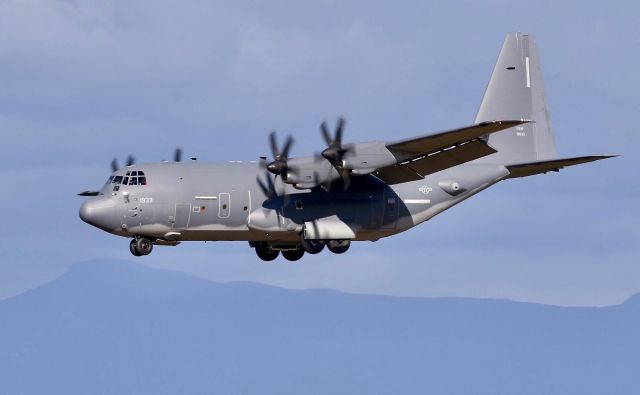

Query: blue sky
[[0, 0, 638, 306]]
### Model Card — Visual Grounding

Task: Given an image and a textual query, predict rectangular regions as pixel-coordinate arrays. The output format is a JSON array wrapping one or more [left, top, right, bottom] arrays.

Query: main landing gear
[[129, 237, 153, 256], [251, 238, 351, 261]]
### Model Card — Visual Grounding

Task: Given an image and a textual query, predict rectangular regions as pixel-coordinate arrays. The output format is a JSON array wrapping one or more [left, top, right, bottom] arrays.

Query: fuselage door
[[173, 203, 191, 229]]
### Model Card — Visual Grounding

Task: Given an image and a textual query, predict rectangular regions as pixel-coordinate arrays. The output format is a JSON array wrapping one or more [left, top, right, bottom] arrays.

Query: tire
[[136, 237, 154, 256], [327, 239, 351, 254], [300, 236, 325, 254], [255, 244, 279, 261], [282, 247, 305, 261], [129, 239, 142, 256]]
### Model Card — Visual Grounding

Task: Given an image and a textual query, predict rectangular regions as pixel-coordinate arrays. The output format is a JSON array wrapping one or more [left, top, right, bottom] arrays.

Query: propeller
[[256, 171, 277, 200], [265, 131, 294, 180], [256, 170, 291, 206], [110, 155, 136, 172], [319, 117, 351, 189], [173, 147, 182, 162]]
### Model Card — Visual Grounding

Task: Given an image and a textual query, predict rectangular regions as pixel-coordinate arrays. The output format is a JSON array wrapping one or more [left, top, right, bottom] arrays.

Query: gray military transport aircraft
[[79, 33, 614, 261]]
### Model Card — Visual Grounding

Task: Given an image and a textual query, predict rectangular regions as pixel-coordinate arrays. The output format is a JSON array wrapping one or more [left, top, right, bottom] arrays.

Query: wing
[[504, 155, 617, 179], [374, 119, 529, 184], [77, 190, 100, 196]]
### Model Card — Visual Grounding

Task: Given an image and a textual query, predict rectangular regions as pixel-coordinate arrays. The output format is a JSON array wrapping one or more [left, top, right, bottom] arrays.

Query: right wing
[[374, 120, 529, 184]]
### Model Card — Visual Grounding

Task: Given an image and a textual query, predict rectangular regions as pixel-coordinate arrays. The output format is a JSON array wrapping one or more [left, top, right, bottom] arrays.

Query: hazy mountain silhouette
[[1, 259, 638, 395]]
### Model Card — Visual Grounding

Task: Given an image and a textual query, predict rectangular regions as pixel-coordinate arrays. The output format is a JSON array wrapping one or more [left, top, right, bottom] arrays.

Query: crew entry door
[[173, 203, 191, 229]]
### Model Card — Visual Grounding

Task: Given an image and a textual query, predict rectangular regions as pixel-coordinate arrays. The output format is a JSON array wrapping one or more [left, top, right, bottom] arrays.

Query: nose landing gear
[[129, 237, 154, 256]]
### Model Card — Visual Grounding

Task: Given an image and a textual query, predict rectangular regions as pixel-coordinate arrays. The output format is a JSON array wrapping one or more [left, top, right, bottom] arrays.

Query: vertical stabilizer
[[475, 33, 558, 164]]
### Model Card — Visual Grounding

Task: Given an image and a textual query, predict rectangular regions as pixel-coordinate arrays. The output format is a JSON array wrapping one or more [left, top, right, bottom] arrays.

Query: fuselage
[[79, 160, 510, 247]]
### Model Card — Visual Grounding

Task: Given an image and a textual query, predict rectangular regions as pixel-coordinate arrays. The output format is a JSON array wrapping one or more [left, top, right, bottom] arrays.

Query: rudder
[[475, 33, 558, 164]]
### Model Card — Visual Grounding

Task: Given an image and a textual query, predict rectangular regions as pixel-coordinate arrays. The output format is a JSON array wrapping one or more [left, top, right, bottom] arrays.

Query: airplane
[[78, 32, 615, 261]]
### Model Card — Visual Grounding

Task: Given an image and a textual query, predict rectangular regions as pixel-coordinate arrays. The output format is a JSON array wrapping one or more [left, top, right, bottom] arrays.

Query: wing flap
[[505, 155, 617, 179]]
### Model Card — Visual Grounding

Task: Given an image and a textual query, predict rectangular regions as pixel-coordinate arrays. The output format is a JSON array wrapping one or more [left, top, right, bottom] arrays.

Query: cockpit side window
[[106, 176, 115, 184], [113, 176, 123, 184]]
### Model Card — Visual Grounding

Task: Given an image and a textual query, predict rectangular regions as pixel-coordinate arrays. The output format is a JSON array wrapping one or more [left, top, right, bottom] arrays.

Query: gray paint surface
[[78, 33, 612, 257]]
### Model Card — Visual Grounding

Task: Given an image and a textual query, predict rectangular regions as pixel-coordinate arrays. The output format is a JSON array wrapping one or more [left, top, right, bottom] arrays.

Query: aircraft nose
[[79, 198, 117, 231]]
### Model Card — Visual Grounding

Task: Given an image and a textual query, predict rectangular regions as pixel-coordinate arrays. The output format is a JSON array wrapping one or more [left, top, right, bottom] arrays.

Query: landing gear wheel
[[282, 247, 305, 261], [129, 239, 142, 256], [135, 237, 154, 256], [255, 244, 279, 261], [327, 239, 351, 254], [300, 236, 325, 254]]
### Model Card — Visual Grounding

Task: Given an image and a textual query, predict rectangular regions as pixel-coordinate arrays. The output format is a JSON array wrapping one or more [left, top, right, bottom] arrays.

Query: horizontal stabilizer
[[505, 155, 617, 179]]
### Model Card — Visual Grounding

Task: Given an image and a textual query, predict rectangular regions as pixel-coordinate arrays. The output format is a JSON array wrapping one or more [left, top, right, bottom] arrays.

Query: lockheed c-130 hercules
[[78, 33, 614, 261]]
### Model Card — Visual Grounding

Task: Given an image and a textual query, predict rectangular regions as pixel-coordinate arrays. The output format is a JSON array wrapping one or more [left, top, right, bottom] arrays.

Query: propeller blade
[[320, 121, 332, 146], [267, 173, 277, 196], [174, 148, 182, 162], [257, 171, 279, 200], [125, 155, 135, 167], [340, 168, 351, 190], [256, 176, 270, 198], [269, 131, 280, 160], [110, 158, 119, 173], [281, 135, 294, 159], [335, 117, 345, 145]]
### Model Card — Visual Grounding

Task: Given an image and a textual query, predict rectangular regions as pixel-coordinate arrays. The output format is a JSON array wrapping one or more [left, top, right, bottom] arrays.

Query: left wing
[[77, 190, 100, 196], [374, 119, 529, 184]]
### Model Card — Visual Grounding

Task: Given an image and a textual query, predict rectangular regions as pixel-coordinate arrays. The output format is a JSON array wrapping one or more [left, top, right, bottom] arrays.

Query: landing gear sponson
[[249, 238, 351, 262], [128, 236, 350, 261]]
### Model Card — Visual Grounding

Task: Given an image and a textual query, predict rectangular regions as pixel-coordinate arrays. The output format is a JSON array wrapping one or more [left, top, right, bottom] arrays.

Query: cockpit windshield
[[106, 171, 146, 186]]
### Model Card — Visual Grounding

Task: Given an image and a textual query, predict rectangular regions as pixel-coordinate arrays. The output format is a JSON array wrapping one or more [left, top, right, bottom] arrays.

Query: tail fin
[[475, 32, 558, 164]]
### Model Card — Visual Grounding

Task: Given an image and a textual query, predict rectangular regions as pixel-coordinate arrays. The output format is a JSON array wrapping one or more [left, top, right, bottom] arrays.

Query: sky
[[0, 0, 638, 306]]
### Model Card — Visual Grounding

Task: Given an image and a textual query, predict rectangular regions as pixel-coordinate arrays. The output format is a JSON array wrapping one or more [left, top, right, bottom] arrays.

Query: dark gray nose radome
[[79, 198, 117, 232]]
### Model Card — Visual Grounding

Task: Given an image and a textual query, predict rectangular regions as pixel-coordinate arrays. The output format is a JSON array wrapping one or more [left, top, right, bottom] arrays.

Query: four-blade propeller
[[110, 155, 136, 172], [111, 148, 183, 172], [319, 117, 352, 189], [265, 131, 294, 180]]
